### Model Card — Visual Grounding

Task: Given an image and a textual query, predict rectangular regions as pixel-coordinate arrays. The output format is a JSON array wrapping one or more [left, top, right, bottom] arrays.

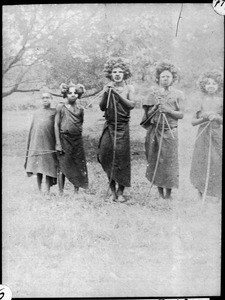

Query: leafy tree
[[3, 3, 223, 100]]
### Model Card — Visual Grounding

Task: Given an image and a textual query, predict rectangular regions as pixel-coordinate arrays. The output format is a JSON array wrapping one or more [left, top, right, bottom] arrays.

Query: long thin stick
[[201, 123, 212, 210], [106, 93, 117, 199], [175, 3, 184, 37], [27, 149, 57, 152], [85, 89, 105, 109], [106, 88, 112, 109], [195, 121, 211, 141], [141, 107, 159, 127], [148, 115, 165, 195], [17, 150, 57, 158], [162, 113, 175, 139]]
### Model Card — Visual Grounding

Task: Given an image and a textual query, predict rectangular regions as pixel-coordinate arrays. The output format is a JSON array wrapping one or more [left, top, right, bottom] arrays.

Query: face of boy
[[67, 87, 79, 103], [159, 70, 173, 87], [42, 93, 51, 107], [205, 78, 218, 94], [111, 67, 124, 83]]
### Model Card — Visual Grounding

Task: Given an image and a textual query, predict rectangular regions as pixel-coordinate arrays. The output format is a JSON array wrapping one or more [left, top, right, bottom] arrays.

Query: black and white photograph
[[2, 3, 223, 298]]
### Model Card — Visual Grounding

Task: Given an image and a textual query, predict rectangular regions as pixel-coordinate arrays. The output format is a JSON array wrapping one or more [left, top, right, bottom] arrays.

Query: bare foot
[[165, 195, 172, 200], [110, 191, 117, 202], [74, 188, 79, 194], [59, 190, 64, 196], [117, 195, 128, 203], [198, 190, 202, 199], [157, 187, 164, 199], [158, 193, 165, 199]]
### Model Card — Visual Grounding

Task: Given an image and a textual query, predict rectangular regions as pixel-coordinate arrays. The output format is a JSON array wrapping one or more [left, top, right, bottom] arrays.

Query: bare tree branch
[[175, 3, 184, 37], [16, 88, 42, 93], [3, 45, 26, 76]]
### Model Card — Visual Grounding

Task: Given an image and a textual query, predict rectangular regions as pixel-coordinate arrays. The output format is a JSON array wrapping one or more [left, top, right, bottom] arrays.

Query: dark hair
[[155, 61, 179, 85], [197, 69, 223, 94], [103, 57, 132, 80], [60, 82, 86, 99]]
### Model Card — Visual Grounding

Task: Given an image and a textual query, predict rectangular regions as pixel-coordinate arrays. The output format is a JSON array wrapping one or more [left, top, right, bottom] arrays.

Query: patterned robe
[[190, 95, 222, 197], [142, 86, 185, 189]]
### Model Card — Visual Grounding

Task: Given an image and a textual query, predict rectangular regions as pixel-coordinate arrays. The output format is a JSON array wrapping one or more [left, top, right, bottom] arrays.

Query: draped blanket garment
[[57, 105, 88, 189], [24, 108, 57, 186], [142, 87, 185, 189], [98, 86, 132, 187], [190, 95, 222, 197]]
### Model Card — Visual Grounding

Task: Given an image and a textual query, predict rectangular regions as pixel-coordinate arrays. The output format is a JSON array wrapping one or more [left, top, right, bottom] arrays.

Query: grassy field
[[2, 102, 221, 297]]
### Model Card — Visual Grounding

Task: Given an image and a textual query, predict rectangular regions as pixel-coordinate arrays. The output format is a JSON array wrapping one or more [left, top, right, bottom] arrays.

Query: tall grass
[[2, 100, 221, 297]]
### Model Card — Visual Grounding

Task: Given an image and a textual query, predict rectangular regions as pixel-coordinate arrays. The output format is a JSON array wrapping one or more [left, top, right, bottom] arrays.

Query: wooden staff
[[201, 122, 212, 210], [105, 92, 118, 199], [162, 113, 175, 139], [148, 114, 165, 195]]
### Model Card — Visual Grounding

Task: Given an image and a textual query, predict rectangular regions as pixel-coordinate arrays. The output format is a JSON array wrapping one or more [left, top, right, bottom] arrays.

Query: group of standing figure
[[24, 58, 223, 202]]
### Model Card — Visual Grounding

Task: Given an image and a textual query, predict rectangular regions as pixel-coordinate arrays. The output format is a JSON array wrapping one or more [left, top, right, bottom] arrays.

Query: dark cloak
[[142, 87, 185, 189], [24, 108, 57, 185], [57, 105, 88, 189], [98, 90, 131, 187]]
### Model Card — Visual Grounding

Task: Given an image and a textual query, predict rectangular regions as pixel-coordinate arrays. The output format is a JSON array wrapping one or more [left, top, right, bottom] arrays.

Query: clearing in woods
[[2, 107, 221, 297]]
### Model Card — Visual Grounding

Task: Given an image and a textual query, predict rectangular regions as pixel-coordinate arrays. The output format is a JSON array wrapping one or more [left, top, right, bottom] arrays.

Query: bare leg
[[109, 179, 117, 201], [117, 184, 127, 202], [198, 190, 202, 199], [37, 173, 43, 192], [46, 176, 51, 194], [58, 172, 65, 195], [74, 186, 79, 194], [165, 188, 172, 199], [158, 187, 164, 198], [117, 184, 125, 196]]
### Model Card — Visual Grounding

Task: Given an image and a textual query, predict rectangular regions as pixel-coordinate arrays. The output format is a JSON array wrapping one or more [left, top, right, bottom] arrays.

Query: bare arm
[[143, 104, 158, 117], [158, 92, 184, 119], [167, 108, 184, 120], [54, 104, 63, 152], [191, 112, 208, 126], [191, 111, 223, 126], [99, 91, 109, 111], [113, 86, 135, 110], [159, 101, 184, 119]]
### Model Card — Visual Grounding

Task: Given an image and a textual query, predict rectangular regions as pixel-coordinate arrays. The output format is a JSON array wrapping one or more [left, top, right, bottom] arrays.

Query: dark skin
[[54, 87, 80, 195], [100, 68, 135, 202], [37, 173, 51, 193], [36, 93, 54, 194], [191, 112, 221, 199], [191, 81, 223, 198], [191, 111, 223, 126], [154, 70, 184, 199], [100, 84, 135, 111]]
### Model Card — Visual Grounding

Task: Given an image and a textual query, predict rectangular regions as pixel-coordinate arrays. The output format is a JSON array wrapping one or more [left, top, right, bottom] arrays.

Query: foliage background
[[3, 3, 224, 104], [2, 3, 223, 298]]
